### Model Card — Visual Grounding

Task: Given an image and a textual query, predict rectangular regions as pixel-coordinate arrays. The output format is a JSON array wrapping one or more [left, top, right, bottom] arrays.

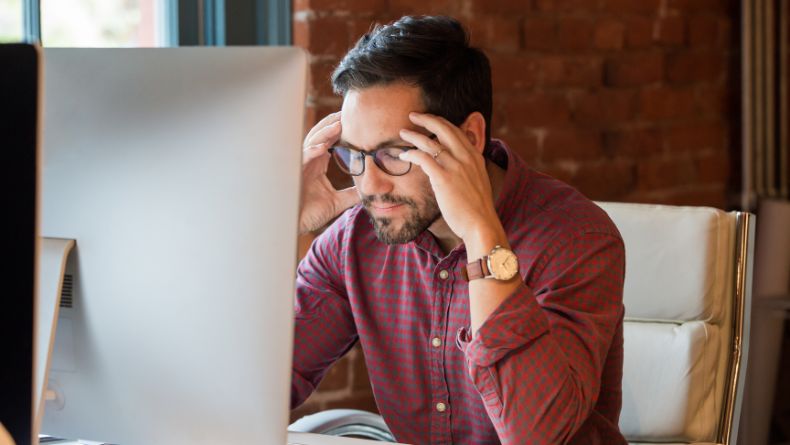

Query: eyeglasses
[[329, 145, 417, 177]]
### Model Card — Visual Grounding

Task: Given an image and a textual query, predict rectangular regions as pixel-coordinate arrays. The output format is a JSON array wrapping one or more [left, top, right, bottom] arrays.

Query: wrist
[[463, 223, 508, 262]]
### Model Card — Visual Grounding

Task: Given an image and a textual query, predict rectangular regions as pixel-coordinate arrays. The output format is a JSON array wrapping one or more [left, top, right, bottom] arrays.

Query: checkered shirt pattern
[[292, 140, 628, 445]]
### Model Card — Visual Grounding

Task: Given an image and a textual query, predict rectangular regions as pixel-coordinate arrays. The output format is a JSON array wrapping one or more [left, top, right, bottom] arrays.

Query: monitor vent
[[60, 274, 74, 308]]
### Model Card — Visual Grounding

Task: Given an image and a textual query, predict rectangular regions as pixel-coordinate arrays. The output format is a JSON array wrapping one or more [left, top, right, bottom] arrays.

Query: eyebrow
[[335, 137, 411, 152]]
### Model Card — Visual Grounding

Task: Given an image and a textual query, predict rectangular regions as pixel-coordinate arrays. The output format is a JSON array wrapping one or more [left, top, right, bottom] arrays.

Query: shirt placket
[[429, 256, 456, 445]]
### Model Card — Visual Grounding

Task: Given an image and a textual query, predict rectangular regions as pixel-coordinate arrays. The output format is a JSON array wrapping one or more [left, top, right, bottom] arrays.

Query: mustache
[[361, 193, 417, 208]]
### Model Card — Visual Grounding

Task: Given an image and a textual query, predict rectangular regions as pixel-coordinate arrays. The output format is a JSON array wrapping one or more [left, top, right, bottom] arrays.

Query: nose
[[354, 156, 393, 197]]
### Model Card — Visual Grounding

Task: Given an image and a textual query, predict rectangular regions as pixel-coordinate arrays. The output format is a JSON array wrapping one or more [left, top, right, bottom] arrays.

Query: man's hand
[[398, 112, 505, 251], [299, 112, 360, 235]]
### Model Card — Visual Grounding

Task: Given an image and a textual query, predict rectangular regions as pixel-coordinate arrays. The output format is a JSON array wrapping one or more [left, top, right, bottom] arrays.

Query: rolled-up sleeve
[[457, 231, 626, 444]]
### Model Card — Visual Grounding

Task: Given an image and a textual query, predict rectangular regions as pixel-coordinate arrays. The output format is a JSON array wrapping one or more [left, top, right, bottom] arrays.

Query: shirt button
[[436, 402, 447, 413], [438, 270, 449, 280], [431, 337, 442, 348]]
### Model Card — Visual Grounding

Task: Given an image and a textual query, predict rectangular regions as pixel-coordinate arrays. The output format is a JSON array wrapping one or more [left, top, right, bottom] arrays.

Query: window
[[0, 0, 23, 43], [2, 0, 290, 47], [40, 0, 167, 47]]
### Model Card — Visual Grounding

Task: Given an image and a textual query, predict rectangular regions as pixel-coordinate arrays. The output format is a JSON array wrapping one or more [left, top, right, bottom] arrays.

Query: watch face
[[488, 247, 519, 280]]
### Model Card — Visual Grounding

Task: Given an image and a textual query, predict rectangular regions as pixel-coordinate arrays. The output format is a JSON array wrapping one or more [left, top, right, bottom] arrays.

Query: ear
[[459, 112, 486, 154]]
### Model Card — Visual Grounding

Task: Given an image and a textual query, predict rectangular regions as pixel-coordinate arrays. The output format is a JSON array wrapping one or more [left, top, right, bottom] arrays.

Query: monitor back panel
[[39, 48, 306, 445]]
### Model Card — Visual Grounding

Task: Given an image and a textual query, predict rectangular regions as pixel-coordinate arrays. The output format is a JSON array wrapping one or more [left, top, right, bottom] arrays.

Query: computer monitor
[[37, 47, 306, 444], [0, 43, 40, 445]]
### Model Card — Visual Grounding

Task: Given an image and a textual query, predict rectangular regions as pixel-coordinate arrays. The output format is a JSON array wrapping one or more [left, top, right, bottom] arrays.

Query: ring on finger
[[432, 149, 444, 159]]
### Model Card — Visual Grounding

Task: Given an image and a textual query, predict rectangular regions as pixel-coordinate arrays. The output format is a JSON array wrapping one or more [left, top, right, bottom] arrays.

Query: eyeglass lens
[[331, 146, 412, 176]]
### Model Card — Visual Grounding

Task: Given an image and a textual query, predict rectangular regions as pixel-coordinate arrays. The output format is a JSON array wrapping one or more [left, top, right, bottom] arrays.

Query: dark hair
[[332, 16, 493, 145]]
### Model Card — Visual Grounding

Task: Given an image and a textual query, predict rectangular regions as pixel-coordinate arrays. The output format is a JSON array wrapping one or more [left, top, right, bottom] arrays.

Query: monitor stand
[[34, 238, 75, 442]]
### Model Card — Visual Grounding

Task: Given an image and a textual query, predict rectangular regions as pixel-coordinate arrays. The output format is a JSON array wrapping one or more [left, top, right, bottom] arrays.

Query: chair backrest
[[596, 203, 755, 445]]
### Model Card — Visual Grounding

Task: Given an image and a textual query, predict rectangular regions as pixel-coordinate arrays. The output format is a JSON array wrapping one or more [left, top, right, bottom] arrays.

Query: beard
[[361, 190, 441, 245]]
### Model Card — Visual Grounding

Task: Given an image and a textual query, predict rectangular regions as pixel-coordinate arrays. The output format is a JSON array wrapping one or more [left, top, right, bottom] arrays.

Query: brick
[[572, 160, 637, 200], [557, 18, 595, 50], [351, 347, 373, 390], [695, 85, 732, 116], [297, 16, 353, 57], [538, 56, 603, 88], [624, 17, 653, 48], [502, 93, 571, 128], [316, 355, 350, 391], [490, 54, 540, 91], [600, 0, 661, 14], [534, 0, 597, 12], [655, 16, 686, 46], [502, 132, 541, 164], [541, 128, 603, 161], [604, 52, 663, 86], [310, 60, 340, 98], [716, 17, 733, 49], [639, 86, 697, 120], [305, 104, 342, 132], [297, 0, 386, 13], [646, 185, 727, 207], [469, 0, 533, 15], [594, 19, 626, 50], [667, 0, 732, 14], [688, 14, 719, 48], [664, 121, 727, 153], [695, 149, 730, 184], [293, 19, 310, 49], [603, 128, 663, 157], [324, 393, 379, 412], [389, 0, 463, 15], [347, 18, 377, 43], [572, 89, 636, 126], [539, 162, 577, 184], [523, 17, 556, 50], [666, 51, 726, 84], [465, 16, 521, 52], [637, 155, 697, 189], [290, 400, 322, 424]]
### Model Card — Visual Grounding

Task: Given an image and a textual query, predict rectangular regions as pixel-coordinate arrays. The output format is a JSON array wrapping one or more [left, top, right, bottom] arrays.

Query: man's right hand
[[299, 112, 360, 235]]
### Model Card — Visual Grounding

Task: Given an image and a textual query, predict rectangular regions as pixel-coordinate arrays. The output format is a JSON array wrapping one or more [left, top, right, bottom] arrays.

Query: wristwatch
[[464, 245, 519, 281]]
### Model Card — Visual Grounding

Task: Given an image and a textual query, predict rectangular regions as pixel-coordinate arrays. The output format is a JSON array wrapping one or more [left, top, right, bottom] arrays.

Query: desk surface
[[40, 432, 407, 445]]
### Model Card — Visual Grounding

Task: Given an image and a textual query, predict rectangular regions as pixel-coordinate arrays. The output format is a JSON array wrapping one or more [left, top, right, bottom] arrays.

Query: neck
[[428, 159, 506, 256]]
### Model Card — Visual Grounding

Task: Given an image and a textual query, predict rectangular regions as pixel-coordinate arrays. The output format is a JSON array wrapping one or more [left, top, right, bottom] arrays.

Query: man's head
[[330, 16, 492, 245], [332, 15, 492, 145]]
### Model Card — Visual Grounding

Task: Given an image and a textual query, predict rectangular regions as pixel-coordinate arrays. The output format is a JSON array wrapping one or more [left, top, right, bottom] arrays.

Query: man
[[292, 15, 627, 445]]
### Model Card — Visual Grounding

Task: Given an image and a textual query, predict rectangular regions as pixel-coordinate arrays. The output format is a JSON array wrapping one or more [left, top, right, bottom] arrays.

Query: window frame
[[21, 0, 290, 47]]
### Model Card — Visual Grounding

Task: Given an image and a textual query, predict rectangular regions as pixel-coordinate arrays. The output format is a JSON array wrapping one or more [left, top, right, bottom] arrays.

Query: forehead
[[340, 84, 425, 147]]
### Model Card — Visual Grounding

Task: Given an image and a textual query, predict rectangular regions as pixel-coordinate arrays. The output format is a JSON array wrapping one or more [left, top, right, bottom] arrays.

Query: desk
[[40, 432, 405, 445]]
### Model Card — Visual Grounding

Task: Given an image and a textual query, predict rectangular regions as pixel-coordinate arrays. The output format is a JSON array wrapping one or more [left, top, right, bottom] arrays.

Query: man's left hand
[[398, 112, 502, 246]]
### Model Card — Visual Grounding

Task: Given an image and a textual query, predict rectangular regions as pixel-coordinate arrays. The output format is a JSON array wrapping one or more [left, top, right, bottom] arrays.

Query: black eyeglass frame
[[328, 145, 418, 177], [328, 134, 437, 177]]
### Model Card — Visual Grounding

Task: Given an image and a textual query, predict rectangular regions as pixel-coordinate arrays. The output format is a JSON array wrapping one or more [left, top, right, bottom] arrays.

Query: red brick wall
[[290, 0, 740, 422]]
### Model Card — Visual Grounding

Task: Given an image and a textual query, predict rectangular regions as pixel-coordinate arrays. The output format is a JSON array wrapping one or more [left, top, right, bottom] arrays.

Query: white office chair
[[291, 203, 755, 445], [599, 202, 754, 445]]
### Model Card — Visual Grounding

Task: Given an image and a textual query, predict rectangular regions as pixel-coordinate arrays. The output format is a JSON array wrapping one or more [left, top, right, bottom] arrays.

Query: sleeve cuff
[[456, 282, 550, 367]]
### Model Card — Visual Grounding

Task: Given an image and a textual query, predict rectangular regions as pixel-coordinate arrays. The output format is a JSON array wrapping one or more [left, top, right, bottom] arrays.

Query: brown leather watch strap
[[462, 257, 490, 281]]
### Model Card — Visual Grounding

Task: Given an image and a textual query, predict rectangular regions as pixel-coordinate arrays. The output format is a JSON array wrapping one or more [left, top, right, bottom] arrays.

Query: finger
[[303, 142, 331, 164], [304, 112, 341, 143], [407, 112, 472, 159], [305, 120, 342, 148], [399, 128, 457, 167], [398, 148, 447, 180]]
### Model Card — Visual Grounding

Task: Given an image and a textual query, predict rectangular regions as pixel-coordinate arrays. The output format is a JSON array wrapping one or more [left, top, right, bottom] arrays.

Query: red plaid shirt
[[292, 140, 627, 445]]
